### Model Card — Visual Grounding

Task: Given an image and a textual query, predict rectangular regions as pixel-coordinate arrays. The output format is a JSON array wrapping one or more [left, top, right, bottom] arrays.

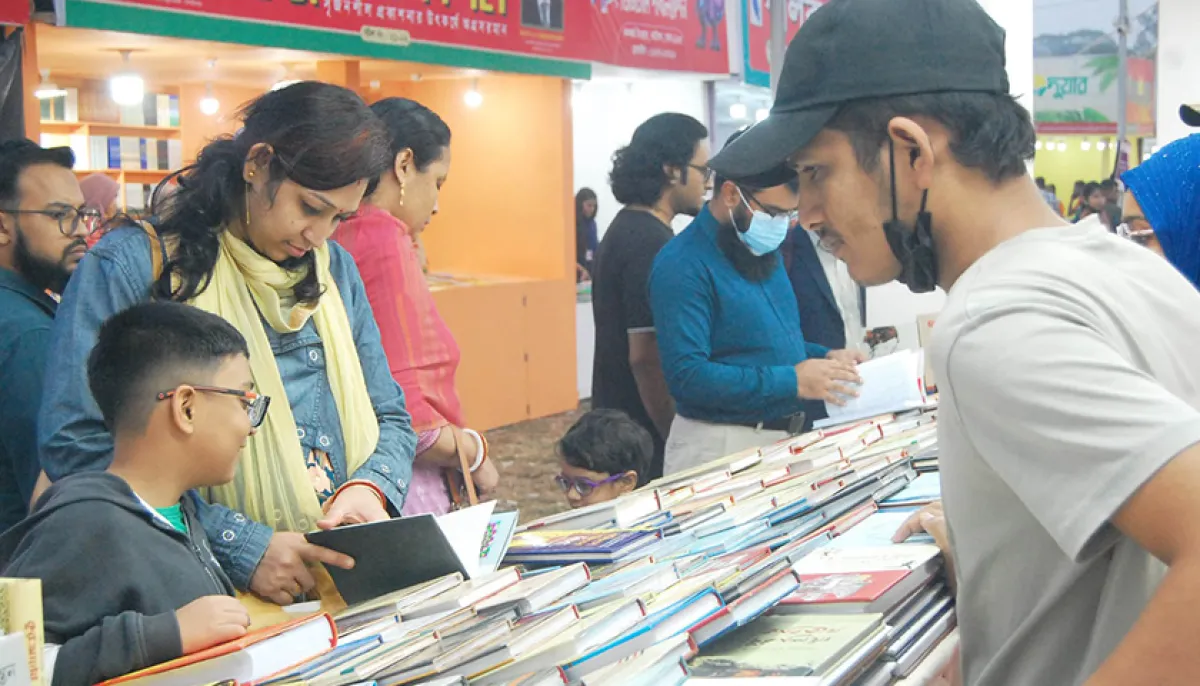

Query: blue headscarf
[[1121, 133, 1200, 289]]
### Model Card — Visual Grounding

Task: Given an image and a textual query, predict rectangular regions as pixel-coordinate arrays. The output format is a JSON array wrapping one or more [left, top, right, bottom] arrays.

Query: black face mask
[[881, 138, 938, 293]]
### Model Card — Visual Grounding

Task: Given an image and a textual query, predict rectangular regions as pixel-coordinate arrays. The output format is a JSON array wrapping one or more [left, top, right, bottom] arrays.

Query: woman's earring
[[244, 183, 252, 226], [398, 182, 406, 207]]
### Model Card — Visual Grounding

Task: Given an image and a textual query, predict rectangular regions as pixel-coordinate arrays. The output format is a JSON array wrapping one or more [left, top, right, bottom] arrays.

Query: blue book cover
[[881, 473, 941, 505]]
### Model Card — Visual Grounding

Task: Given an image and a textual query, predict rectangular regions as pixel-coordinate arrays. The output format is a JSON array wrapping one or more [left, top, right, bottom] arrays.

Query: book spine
[[1, 579, 45, 686]]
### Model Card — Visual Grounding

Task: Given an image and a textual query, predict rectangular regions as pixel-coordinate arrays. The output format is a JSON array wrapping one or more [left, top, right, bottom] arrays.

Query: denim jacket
[[38, 225, 418, 589]]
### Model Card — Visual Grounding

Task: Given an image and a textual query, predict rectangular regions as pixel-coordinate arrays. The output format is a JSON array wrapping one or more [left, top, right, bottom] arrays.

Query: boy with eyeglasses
[[0, 139, 99, 532], [0, 302, 267, 686], [555, 409, 652, 509]]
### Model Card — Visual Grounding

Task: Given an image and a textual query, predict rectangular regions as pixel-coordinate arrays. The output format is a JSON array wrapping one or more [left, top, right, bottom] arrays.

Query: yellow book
[[0, 578, 44, 686]]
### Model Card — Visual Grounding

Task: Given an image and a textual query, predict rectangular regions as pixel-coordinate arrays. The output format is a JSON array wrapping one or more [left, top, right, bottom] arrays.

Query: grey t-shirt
[[933, 216, 1200, 686]]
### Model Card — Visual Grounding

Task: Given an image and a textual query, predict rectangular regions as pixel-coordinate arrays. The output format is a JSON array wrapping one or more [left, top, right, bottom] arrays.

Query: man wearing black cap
[[710, 0, 1200, 684]]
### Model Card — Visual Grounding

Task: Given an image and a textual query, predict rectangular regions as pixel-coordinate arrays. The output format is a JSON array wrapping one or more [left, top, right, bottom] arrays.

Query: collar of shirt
[[0, 266, 57, 317]]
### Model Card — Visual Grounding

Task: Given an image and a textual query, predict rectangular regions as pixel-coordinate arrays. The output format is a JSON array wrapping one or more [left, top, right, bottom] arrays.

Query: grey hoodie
[[0, 472, 236, 686]]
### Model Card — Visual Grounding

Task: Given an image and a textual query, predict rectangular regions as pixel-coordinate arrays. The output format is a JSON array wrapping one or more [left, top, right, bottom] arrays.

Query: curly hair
[[150, 81, 392, 304], [609, 113, 707, 207]]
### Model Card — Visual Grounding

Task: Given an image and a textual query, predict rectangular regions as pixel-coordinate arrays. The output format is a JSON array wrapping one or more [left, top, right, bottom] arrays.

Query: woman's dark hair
[[370, 97, 452, 172], [609, 113, 707, 207], [557, 409, 654, 487], [151, 81, 391, 304], [827, 91, 1035, 185], [575, 187, 597, 228]]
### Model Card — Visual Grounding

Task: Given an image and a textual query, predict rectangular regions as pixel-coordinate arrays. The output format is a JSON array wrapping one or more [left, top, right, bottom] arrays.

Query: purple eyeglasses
[[554, 473, 625, 497]]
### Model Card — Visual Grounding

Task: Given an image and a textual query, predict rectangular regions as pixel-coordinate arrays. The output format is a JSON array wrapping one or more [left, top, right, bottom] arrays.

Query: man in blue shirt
[[0, 140, 93, 531], [650, 131, 864, 474]]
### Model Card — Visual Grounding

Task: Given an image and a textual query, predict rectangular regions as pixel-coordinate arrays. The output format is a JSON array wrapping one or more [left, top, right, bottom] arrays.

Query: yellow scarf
[[188, 232, 380, 533]]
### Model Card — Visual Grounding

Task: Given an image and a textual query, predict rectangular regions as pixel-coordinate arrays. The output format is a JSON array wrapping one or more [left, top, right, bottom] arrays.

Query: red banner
[[744, 0, 827, 87], [86, 0, 729, 75], [1, 0, 30, 26]]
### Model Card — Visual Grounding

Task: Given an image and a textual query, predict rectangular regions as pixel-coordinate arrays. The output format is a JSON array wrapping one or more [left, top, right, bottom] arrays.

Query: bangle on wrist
[[325, 479, 387, 513], [461, 428, 487, 472]]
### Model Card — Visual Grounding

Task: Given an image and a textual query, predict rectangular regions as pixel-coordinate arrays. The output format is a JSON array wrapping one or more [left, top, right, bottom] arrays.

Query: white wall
[[571, 78, 709, 238], [863, 0, 1033, 345], [1157, 0, 1200, 146]]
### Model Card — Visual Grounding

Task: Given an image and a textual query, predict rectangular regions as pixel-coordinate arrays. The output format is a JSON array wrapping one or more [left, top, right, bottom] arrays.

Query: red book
[[773, 567, 935, 616], [98, 613, 337, 686]]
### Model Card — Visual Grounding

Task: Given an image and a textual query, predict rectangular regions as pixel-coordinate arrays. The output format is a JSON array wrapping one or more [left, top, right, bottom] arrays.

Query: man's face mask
[[733, 188, 791, 256], [882, 138, 938, 293]]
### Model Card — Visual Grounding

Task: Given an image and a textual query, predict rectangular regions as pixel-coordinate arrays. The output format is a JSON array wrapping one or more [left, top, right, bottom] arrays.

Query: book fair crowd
[[2, 0, 1200, 684]]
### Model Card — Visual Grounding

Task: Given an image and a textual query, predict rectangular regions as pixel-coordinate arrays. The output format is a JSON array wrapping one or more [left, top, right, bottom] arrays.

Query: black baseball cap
[[1182, 104, 1200, 127], [709, 0, 1009, 179]]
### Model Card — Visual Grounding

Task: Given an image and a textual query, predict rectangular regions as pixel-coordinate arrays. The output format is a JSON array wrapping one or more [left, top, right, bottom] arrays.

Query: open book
[[818, 350, 928, 429], [307, 502, 511, 605]]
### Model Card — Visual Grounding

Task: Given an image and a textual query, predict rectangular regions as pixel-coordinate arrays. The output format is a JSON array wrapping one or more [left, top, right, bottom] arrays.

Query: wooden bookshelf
[[41, 120, 181, 139]]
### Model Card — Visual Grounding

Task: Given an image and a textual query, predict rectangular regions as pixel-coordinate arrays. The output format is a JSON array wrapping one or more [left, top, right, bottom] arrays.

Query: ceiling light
[[1056, 141, 1068, 152], [729, 102, 747, 120], [1096, 140, 1107, 151], [464, 79, 483, 108], [1080, 138, 1091, 151], [755, 108, 769, 123], [199, 85, 219, 116], [33, 69, 67, 100], [109, 51, 144, 106], [1035, 140, 1043, 151]]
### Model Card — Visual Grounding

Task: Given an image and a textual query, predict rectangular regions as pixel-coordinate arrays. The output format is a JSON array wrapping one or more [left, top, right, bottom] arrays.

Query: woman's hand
[[317, 484, 389, 530], [472, 458, 501, 497]]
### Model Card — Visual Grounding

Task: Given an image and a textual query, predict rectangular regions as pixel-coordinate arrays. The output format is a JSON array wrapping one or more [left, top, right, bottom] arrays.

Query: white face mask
[[732, 188, 791, 256]]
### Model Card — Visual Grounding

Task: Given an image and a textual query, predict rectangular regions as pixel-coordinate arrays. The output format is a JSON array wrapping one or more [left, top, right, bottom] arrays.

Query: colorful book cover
[[479, 511, 519, 575], [782, 570, 911, 606], [507, 530, 653, 556]]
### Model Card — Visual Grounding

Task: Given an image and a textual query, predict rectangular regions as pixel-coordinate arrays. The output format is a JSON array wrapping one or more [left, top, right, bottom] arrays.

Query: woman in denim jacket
[[36, 82, 418, 606]]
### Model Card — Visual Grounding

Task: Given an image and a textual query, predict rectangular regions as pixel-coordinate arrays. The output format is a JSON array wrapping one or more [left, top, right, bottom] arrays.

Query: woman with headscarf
[[79, 173, 120, 247], [575, 187, 598, 282], [1120, 133, 1200, 289], [38, 82, 417, 607]]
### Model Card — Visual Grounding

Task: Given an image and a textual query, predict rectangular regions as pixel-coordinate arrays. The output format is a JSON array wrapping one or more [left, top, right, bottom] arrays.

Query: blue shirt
[[649, 206, 829, 425], [0, 268, 57, 532], [37, 226, 418, 589]]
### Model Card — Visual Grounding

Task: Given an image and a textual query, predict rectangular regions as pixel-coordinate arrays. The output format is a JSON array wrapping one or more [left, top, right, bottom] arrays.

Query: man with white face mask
[[649, 129, 865, 475]]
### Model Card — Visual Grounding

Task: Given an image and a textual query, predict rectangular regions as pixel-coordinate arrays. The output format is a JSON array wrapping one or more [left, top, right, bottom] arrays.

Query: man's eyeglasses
[[156, 386, 271, 428], [1, 205, 103, 236], [554, 473, 626, 497], [689, 164, 715, 183]]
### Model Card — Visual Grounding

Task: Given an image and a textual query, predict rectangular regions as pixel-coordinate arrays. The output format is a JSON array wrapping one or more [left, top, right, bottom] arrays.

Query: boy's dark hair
[[610, 113, 707, 207], [1099, 179, 1117, 192], [826, 92, 1036, 185], [88, 302, 250, 433], [0, 139, 74, 208], [558, 409, 653, 487]]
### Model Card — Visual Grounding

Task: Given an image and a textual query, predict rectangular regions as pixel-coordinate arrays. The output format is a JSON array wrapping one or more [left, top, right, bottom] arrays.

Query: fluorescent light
[[755, 108, 769, 123], [729, 102, 747, 120], [34, 69, 66, 100], [464, 79, 483, 108], [110, 51, 144, 106]]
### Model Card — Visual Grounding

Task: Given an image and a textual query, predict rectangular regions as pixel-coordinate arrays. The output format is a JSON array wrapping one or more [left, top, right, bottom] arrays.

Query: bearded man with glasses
[[0, 139, 96, 532]]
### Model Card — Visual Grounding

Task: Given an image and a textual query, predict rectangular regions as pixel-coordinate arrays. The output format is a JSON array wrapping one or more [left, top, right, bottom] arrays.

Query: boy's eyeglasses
[[554, 473, 626, 497], [156, 386, 271, 428]]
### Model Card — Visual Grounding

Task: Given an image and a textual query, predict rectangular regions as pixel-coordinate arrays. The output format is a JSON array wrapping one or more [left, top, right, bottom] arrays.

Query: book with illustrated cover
[[688, 613, 883, 678], [503, 530, 658, 564]]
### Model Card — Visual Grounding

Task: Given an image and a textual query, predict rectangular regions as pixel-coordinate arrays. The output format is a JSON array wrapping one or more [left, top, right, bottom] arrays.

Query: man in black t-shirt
[[591, 113, 710, 481]]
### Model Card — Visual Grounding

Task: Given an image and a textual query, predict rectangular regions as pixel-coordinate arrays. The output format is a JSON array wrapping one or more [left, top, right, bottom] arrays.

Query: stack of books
[[102, 407, 956, 686]]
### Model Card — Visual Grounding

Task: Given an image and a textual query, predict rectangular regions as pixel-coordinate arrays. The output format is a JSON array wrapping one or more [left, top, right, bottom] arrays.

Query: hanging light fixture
[[464, 79, 483, 108], [1080, 138, 1091, 151], [199, 59, 219, 116], [110, 50, 145, 106], [34, 69, 67, 100], [1096, 139, 1108, 151], [729, 101, 747, 120], [1056, 140, 1068, 152], [1035, 140, 1043, 151]]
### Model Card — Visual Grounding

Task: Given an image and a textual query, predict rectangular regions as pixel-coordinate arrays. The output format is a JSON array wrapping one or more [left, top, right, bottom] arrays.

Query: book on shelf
[[98, 613, 336, 686], [502, 529, 659, 565], [306, 501, 506, 605], [475, 563, 592, 617]]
